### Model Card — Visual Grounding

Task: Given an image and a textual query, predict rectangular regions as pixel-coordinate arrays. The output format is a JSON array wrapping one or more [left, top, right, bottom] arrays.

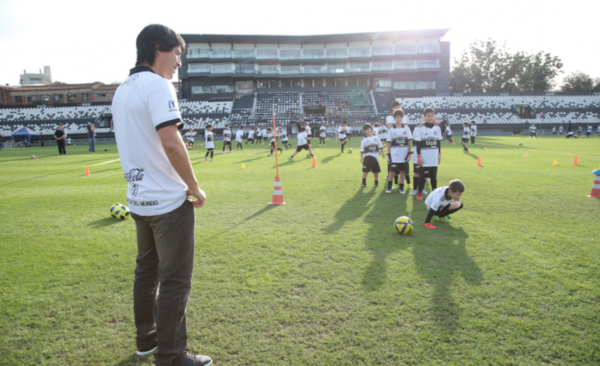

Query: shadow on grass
[[0, 167, 81, 187], [322, 187, 377, 235], [87, 217, 123, 228], [320, 152, 342, 165], [211, 205, 278, 238], [412, 226, 483, 330], [362, 189, 410, 291]]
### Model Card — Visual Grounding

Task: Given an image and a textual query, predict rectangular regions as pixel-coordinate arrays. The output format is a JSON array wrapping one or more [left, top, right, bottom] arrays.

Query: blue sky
[[1, 0, 598, 88]]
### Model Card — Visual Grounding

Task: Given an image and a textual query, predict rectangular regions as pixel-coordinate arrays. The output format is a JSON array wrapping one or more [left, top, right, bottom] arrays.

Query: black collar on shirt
[[129, 66, 158, 76], [444, 188, 451, 200]]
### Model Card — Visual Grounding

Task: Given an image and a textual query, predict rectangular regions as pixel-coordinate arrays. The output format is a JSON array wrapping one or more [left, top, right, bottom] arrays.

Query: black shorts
[[270, 141, 276, 148], [389, 162, 408, 174], [296, 144, 309, 152], [307, 134, 312, 138], [282, 140, 289, 144], [224, 141, 232, 145], [362, 156, 381, 173], [419, 166, 438, 178], [247, 138, 254, 142], [530, 133, 536, 137], [340, 137, 348, 142], [586, 132, 591, 137], [461, 138, 469, 143], [206, 148, 214, 151]]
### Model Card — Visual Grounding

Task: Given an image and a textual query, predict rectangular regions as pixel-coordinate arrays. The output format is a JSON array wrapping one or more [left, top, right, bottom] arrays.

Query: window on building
[[40, 95, 50, 101], [258, 80, 269, 88], [372, 45, 394, 56], [335, 78, 346, 87], [395, 60, 417, 69], [280, 64, 301, 74], [326, 48, 347, 59], [349, 62, 370, 72], [214, 85, 234, 93], [418, 40, 440, 54], [212, 63, 234, 73], [82, 92, 89, 101], [326, 64, 347, 73], [394, 82, 415, 90], [374, 79, 392, 91], [237, 64, 255, 74], [291, 79, 302, 88], [234, 49, 255, 58], [27, 95, 36, 102], [417, 59, 440, 68], [303, 64, 325, 74], [192, 86, 213, 94], [256, 49, 278, 59], [416, 81, 436, 90], [211, 48, 232, 58], [280, 49, 301, 60], [67, 93, 76, 100], [188, 47, 210, 58], [257, 64, 279, 74], [357, 78, 369, 87], [188, 64, 211, 73], [96, 93, 106, 98], [372, 61, 394, 71], [349, 46, 370, 58], [54, 94, 63, 101], [395, 43, 417, 55], [303, 49, 325, 59], [14, 96, 22, 103]]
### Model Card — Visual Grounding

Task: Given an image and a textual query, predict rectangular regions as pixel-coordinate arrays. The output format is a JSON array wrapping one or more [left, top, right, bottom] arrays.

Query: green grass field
[[1, 136, 599, 365]]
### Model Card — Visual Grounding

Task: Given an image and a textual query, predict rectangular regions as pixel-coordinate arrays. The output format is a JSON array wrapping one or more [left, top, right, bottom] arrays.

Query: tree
[[52, 81, 66, 85], [450, 40, 563, 93], [560, 71, 596, 92]]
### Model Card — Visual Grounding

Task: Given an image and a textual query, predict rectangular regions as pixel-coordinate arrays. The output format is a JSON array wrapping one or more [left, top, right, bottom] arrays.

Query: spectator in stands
[[112, 24, 211, 366], [54, 124, 66, 155], [87, 123, 96, 152]]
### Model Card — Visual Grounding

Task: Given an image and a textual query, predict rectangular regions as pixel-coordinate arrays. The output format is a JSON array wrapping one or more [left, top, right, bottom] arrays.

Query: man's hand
[[187, 185, 206, 208]]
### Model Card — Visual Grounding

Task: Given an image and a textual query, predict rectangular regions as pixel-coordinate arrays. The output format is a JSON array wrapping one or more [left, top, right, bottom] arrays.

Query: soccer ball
[[519, 142, 523, 146], [394, 216, 413, 235], [348, 148, 353, 153], [110, 203, 131, 220]]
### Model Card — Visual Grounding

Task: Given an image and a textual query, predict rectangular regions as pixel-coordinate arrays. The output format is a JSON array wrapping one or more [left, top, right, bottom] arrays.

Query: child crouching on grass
[[423, 179, 465, 229], [360, 123, 384, 187]]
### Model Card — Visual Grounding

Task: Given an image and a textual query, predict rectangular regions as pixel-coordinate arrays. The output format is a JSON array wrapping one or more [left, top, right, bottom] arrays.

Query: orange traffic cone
[[573, 155, 578, 166], [269, 175, 285, 205], [588, 170, 600, 198], [312, 157, 317, 168], [85, 166, 90, 176], [477, 156, 482, 166]]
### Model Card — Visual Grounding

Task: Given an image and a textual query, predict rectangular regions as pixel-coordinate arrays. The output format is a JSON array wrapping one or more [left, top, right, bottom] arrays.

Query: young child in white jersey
[[445, 124, 454, 144], [360, 123, 384, 187], [529, 124, 537, 139], [386, 109, 413, 194], [461, 122, 470, 153], [558, 125, 564, 135], [319, 122, 327, 146], [267, 127, 283, 156], [305, 124, 312, 146], [413, 107, 443, 201], [586, 125, 592, 138], [338, 120, 350, 153], [222, 124, 233, 153], [288, 126, 315, 160], [424, 179, 465, 229], [279, 126, 292, 149], [261, 128, 268, 144], [204, 125, 214, 162], [470, 121, 477, 145], [184, 128, 196, 148], [552, 126, 557, 136], [254, 128, 261, 144], [246, 127, 255, 145], [235, 126, 245, 150]]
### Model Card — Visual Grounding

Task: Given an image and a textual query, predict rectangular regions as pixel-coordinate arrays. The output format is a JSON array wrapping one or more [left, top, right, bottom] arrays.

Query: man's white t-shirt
[[361, 136, 383, 160], [112, 67, 186, 216], [387, 125, 412, 163], [235, 130, 244, 142], [305, 125, 312, 137], [471, 125, 477, 136], [425, 187, 453, 211], [414, 124, 442, 167], [184, 131, 196, 141], [297, 132, 308, 146], [248, 130, 255, 139], [320, 125, 327, 137], [338, 125, 349, 139], [205, 131, 214, 149]]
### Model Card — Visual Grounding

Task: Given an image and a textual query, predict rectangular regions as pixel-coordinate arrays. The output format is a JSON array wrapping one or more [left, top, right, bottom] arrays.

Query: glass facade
[[211, 48, 232, 58], [304, 64, 325, 74], [188, 47, 210, 58], [326, 48, 347, 58], [188, 63, 211, 73], [303, 49, 325, 59], [395, 43, 417, 55], [372, 61, 393, 71], [280, 65, 301, 74], [349, 46, 370, 58], [349, 62, 371, 72], [417, 59, 440, 68], [372, 45, 393, 56], [395, 60, 417, 69], [234, 49, 255, 58], [257, 64, 279, 74], [326, 64, 347, 73], [256, 49, 278, 59], [280, 49, 302, 60]]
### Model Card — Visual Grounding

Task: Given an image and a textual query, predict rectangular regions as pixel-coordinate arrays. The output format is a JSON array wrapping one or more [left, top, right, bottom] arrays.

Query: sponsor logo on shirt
[[168, 100, 177, 112], [125, 168, 144, 182]]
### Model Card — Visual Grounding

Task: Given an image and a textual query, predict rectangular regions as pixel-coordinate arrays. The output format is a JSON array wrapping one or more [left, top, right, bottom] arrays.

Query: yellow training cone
[[241, 163, 246, 169], [553, 160, 558, 166]]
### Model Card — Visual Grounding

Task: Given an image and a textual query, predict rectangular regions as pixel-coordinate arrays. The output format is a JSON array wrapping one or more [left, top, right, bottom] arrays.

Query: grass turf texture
[[0, 136, 599, 365]]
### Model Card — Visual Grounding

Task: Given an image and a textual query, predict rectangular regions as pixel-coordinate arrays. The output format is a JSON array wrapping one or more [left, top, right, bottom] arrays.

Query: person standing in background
[[54, 124, 66, 155], [87, 123, 96, 152]]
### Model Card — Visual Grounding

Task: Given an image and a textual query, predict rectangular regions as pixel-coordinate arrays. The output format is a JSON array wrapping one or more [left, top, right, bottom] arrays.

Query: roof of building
[[181, 29, 450, 45], [9, 83, 104, 94]]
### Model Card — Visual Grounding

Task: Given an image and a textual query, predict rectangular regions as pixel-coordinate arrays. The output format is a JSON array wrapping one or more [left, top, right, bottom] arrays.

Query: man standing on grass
[[112, 24, 212, 366], [54, 124, 66, 155], [87, 123, 96, 152]]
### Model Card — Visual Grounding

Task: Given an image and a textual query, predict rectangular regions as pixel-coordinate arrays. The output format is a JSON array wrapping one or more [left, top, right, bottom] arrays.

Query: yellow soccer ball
[[110, 203, 131, 220], [394, 216, 413, 235]]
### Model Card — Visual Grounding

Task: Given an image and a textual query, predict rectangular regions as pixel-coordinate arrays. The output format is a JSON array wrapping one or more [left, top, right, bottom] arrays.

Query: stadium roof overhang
[[181, 29, 449, 45]]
